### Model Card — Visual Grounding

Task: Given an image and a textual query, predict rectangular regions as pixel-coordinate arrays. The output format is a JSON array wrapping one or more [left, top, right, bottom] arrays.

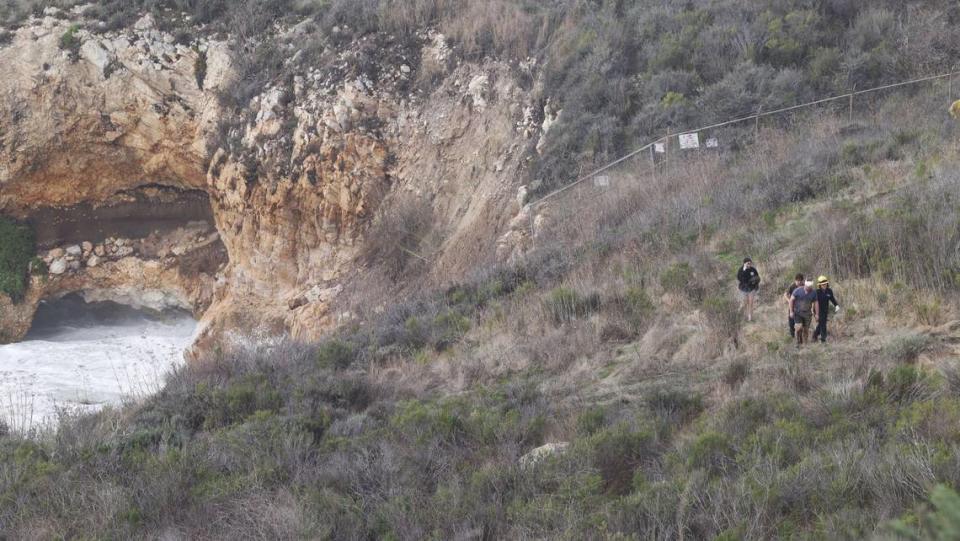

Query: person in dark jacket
[[812, 275, 840, 343], [784, 273, 805, 338], [737, 257, 761, 322]]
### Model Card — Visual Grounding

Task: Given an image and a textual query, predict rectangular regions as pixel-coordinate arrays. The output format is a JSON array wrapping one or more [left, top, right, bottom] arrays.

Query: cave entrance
[[0, 293, 194, 427], [26, 293, 194, 340], [26, 185, 216, 249]]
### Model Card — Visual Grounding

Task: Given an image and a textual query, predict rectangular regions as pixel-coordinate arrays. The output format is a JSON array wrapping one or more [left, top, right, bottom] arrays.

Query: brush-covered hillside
[[5, 1, 960, 540]]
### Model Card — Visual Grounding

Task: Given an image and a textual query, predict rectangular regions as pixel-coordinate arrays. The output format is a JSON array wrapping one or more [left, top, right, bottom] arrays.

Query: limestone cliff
[[0, 10, 549, 354]]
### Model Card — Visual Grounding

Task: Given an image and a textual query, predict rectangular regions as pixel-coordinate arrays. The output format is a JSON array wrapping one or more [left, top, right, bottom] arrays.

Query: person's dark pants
[[812, 316, 828, 343], [788, 315, 796, 337]]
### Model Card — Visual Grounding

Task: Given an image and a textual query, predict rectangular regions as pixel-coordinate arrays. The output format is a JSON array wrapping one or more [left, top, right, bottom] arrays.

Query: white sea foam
[[0, 299, 193, 430]]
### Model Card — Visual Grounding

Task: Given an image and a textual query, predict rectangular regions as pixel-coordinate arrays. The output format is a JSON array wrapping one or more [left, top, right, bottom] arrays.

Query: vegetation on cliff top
[[4, 0, 960, 194]]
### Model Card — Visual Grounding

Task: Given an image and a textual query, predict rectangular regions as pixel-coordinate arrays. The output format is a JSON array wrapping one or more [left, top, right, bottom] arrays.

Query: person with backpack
[[737, 257, 761, 322], [812, 275, 840, 343], [789, 280, 818, 347], [783, 273, 805, 338]]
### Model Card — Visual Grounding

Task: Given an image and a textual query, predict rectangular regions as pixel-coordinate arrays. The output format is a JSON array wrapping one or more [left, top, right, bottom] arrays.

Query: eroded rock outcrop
[[0, 12, 231, 343], [0, 12, 546, 355]]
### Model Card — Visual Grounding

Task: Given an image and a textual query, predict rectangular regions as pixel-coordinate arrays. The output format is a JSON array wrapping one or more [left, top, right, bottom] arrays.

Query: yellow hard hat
[[817, 275, 829, 285], [951, 100, 960, 119]]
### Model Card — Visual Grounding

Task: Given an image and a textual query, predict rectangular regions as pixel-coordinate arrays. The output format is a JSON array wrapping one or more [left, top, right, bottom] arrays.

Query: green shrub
[[621, 287, 653, 317], [576, 405, 606, 436], [891, 485, 960, 540], [204, 375, 283, 428], [605, 286, 654, 337], [0, 216, 35, 302], [722, 359, 750, 389], [316, 340, 355, 370], [702, 294, 742, 349], [432, 311, 471, 351], [687, 431, 735, 477], [886, 335, 935, 365], [646, 388, 703, 428], [746, 419, 809, 467], [585, 422, 657, 495], [659, 262, 694, 295], [544, 287, 601, 325], [59, 24, 81, 61], [885, 364, 936, 404], [392, 399, 467, 445]]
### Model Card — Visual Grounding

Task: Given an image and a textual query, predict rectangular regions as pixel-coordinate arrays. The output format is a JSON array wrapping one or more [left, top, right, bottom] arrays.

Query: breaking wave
[[0, 294, 194, 430]]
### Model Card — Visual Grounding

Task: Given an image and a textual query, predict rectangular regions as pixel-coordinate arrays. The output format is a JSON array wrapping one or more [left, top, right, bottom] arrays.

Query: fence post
[[664, 130, 670, 175], [755, 107, 761, 136], [650, 143, 656, 180], [848, 93, 854, 123], [949, 74, 953, 102]]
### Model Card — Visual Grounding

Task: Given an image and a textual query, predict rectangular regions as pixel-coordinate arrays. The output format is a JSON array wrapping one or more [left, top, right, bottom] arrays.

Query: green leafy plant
[[0, 217, 35, 302], [891, 485, 960, 540], [59, 24, 81, 61]]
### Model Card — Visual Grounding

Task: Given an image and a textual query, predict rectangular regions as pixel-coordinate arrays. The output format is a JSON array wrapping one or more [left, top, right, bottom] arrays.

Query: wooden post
[[755, 107, 761, 136], [848, 93, 854, 123], [949, 75, 953, 103]]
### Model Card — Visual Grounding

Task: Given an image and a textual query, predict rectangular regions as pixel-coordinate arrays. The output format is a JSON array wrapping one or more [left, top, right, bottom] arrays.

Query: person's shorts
[[795, 314, 813, 328], [739, 289, 757, 301]]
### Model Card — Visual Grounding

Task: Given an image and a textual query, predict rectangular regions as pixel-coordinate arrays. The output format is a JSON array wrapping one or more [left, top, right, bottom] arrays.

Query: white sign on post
[[705, 138, 719, 148], [593, 175, 610, 187], [654, 142, 666, 154], [678, 132, 700, 149]]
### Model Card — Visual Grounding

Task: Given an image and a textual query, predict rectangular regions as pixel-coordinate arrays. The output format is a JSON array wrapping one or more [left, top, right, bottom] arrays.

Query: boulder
[[68, 260, 81, 271], [80, 40, 112, 72], [65, 245, 82, 256], [94, 245, 106, 256], [48, 248, 64, 259], [49, 258, 67, 275], [467, 74, 489, 111], [87, 255, 101, 268], [82, 241, 93, 252], [519, 442, 569, 468], [134, 13, 156, 31]]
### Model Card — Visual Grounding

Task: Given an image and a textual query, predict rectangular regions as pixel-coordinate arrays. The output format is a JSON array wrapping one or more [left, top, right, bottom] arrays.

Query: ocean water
[[0, 295, 194, 430]]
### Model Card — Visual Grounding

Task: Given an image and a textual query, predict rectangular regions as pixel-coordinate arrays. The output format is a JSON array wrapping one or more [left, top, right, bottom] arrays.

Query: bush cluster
[[0, 216, 35, 302]]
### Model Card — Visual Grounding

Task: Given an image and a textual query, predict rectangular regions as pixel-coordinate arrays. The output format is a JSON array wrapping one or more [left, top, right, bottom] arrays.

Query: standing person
[[812, 275, 840, 343], [784, 273, 805, 338], [789, 280, 818, 347], [737, 258, 761, 322]]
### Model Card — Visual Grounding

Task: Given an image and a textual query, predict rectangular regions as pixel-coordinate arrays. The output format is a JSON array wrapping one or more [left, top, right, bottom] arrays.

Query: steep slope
[[5, 3, 960, 539]]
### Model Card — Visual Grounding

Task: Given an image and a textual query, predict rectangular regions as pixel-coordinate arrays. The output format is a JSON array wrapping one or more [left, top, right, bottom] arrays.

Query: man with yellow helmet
[[812, 275, 840, 343]]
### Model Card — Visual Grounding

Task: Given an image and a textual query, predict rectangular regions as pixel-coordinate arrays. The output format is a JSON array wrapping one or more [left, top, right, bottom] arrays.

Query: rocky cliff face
[[0, 10, 551, 354]]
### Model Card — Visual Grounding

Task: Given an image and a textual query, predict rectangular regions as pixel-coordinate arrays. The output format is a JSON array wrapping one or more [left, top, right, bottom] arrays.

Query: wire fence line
[[529, 69, 960, 208]]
